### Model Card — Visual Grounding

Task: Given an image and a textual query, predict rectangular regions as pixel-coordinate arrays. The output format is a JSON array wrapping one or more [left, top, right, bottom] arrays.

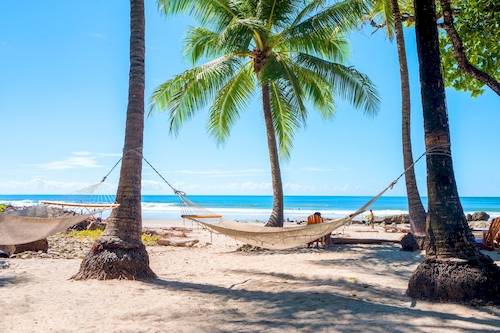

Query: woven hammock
[[0, 163, 121, 246]]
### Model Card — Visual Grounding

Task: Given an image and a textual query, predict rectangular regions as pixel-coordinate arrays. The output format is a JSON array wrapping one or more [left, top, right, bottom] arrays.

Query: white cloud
[[36, 153, 100, 170], [0, 177, 114, 194]]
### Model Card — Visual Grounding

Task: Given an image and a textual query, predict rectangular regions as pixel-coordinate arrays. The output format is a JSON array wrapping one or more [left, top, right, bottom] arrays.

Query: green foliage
[[67, 230, 161, 246], [152, 0, 379, 157], [0, 204, 7, 213], [67, 229, 103, 240], [439, 0, 500, 97], [369, 0, 499, 96]]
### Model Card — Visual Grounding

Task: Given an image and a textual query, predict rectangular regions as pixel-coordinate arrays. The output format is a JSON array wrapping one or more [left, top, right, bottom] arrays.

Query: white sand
[[1, 221, 499, 333]]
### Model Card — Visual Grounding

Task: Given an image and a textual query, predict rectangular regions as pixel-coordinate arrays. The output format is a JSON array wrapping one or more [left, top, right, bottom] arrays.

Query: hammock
[[0, 161, 121, 246], [143, 157, 402, 250]]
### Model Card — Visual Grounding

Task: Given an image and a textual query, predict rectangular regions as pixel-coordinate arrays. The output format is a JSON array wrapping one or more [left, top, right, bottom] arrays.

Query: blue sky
[[0, 0, 498, 196]]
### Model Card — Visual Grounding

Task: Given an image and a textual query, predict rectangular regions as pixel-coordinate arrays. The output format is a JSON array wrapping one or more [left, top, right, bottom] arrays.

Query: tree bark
[[73, 0, 156, 280], [262, 84, 285, 227], [439, 0, 500, 95], [407, 0, 499, 304], [391, 0, 426, 237]]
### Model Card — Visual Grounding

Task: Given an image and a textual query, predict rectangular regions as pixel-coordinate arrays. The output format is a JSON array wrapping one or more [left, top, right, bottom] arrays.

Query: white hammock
[[0, 162, 121, 246], [144, 157, 401, 250], [194, 218, 350, 250]]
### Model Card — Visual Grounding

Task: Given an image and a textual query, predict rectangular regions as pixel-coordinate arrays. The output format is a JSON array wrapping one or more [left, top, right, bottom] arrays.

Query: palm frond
[[290, 0, 327, 26], [269, 80, 302, 158], [157, 0, 236, 30], [184, 26, 252, 64], [297, 53, 379, 114], [282, 0, 370, 39], [289, 62, 336, 118], [208, 63, 256, 142], [369, 0, 394, 39], [274, 30, 349, 62], [150, 56, 242, 134]]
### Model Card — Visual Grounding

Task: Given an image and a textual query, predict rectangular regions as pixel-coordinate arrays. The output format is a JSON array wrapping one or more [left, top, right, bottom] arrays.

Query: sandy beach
[[1, 221, 499, 333]]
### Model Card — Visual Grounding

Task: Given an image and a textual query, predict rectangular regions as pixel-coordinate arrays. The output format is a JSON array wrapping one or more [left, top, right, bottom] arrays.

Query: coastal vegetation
[[67, 230, 161, 246], [151, 0, 379, 227]]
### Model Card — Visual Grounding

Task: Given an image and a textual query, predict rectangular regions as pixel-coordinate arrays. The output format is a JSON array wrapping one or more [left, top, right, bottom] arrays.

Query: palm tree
[[369, 0, 425, 238], [407, 0, 499, 303], [152, 0, 379, 227], [73, 0, 156, 280]]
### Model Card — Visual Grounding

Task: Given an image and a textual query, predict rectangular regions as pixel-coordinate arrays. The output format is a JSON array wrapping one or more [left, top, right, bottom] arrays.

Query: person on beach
[[307, 212, 331, 248]]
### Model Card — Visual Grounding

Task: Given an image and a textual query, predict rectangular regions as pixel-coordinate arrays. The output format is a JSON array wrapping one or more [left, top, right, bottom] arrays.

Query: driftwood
[[330, 237, 401, 245]]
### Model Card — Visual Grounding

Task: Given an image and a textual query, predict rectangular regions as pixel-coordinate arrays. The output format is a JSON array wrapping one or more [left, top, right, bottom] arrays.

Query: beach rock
[[0, 250, 10, 258], [13, 239, 49, 254], [382, 214, 410, 224], [400, 233, 419, 252], [69, 219, 91, 231], [86, 218, 106, 231], [468, 212, 490, 222]]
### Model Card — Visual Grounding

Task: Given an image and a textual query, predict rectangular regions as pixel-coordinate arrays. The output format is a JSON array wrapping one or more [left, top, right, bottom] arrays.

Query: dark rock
[[0, 250, 10, 258], [70, 219, 91, 231], [13, 239, 49, 254], [400, 233, 419, 251], [469, 211, 490, 221], [407, 255, 500, 305], [466, 214, 473, 221]]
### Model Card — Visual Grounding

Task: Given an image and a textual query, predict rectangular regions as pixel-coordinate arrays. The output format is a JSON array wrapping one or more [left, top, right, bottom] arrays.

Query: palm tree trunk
[[407, 0, 499, 304], [390, 0, 426, 238], [262, 84, 284, 227], [73, 0, 156, 280]]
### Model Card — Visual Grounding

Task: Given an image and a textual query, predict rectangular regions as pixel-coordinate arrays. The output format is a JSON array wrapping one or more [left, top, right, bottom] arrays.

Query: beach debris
[[467, 211, 490, 222], [236, 244, 266, 252], [400, 233, 419, 252], [157, 239, 199, 247]]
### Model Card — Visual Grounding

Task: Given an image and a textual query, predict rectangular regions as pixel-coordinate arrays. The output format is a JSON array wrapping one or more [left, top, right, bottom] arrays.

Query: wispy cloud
[[0, 177, 114, 194], [35, 152, 101, 170], [89, 32, 106, 40]]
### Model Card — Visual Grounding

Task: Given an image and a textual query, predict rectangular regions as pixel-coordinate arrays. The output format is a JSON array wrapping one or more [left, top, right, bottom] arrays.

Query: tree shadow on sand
[[0, 275, 29, 288], [309, 244, 423, 280], [143, 274, 500, 333]]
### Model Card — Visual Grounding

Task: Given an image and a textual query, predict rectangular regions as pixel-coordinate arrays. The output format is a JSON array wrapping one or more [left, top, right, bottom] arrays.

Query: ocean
[[1, 195, 499, 222]]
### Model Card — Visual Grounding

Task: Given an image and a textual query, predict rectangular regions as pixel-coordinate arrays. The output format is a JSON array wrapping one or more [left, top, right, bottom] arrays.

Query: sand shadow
[[0, 275, 29, 288], [143, 277, 500, 333]]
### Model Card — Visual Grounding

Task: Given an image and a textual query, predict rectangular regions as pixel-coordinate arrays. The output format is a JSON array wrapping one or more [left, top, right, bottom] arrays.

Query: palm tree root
[[265, 214, 283, 227], [407, 255, 500, 305], [72, 237, 156, 280]]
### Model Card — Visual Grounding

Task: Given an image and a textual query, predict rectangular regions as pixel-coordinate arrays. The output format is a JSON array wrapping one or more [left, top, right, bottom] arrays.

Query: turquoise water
[[1, 195, 499, 221]]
